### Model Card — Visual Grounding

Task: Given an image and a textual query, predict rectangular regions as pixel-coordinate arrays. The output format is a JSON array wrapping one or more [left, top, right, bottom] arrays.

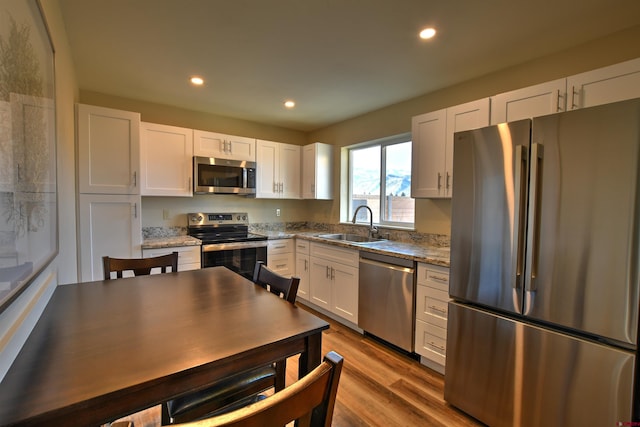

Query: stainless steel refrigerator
[[445, 98, 639, 426]]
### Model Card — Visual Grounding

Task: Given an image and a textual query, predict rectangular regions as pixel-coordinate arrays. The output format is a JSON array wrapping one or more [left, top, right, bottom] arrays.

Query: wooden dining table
[[0, 267, 329, 426]]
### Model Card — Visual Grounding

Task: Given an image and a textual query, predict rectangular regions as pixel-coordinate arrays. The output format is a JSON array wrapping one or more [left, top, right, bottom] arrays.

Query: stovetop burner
[[187, 212, 267, 244]]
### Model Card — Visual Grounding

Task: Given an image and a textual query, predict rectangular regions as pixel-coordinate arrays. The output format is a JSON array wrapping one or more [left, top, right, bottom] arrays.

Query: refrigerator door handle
[[525, 143, 544, 296], [511, 145, 528, 313], [511, 145, 529, 296]]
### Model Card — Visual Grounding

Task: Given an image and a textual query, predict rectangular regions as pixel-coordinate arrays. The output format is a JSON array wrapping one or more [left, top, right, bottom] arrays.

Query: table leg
[[298, 332, 322, 379]]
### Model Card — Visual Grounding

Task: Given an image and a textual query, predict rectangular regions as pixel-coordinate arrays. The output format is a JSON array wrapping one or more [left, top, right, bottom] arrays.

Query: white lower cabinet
[[414, 263, 450, 374], [294, 239, 310, 301], [78, 194, 142, 282], [309, 242, 358, 324], [142, 245, 201, 271], [267, 239, 294, 277]]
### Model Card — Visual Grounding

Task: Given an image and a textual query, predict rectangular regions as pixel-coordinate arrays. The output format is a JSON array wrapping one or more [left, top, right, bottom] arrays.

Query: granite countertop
[[141, 236, 201, 249], [141, 230, 450, 267], [257, 230, 450, 268]]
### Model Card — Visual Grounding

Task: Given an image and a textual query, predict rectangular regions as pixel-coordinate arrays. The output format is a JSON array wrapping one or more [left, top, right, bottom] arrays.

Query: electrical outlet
[[276, 208, 281, 217]]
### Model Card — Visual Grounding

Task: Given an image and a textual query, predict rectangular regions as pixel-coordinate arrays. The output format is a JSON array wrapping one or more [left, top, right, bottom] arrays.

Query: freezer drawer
[[445, 302, 635, 427]]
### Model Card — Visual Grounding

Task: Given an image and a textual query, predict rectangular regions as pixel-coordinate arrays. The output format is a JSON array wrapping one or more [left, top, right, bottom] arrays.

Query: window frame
[[345, 133, 414, 229]]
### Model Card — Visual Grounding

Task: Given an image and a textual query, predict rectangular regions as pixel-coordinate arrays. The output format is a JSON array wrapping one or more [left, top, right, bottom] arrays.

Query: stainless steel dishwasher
[[358, 252, 416, 353]]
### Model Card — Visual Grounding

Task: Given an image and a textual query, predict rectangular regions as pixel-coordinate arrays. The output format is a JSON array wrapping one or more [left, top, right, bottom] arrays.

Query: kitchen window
[[345, 134, 414, 228]]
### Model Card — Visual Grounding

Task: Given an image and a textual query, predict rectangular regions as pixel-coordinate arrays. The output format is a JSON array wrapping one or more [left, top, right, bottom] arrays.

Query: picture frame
[[0, 0, 57, 313]]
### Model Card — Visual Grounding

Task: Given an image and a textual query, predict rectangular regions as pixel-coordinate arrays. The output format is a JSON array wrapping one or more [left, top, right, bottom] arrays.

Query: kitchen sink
[[316, 233, 386, 243]]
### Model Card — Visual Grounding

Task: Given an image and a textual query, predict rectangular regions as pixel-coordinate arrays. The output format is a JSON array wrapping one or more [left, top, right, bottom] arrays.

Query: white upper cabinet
[[411, 109, 446, 199], [302, 142, 333, 200], [77, 104, 141, 195], [140, 122, 193, 197], [256, 139, 300, 199], [567, 57, 640, 110], [445, 99, 490, 198], [490, 79, 566, 125], [193, 129, 255, 162], [411, 98, 489, 198]]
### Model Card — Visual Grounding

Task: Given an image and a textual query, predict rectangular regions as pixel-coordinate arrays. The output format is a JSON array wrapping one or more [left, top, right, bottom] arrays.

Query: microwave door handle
[[243, 168, 248, 189]]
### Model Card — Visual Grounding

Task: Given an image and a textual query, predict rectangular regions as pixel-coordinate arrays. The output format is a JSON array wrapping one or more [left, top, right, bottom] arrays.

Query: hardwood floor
[[116, 304, 483, 426]]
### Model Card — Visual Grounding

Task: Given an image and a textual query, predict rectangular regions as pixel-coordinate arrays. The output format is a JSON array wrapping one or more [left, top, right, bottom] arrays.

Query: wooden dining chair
[[162, 262, 302, 425], [172, 351, 343, 427], [102, 252, 179, 280], [252, 261, 300, 304]]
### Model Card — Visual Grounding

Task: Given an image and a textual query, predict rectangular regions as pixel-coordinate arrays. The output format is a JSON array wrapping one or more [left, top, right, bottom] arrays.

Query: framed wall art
[[0, 0, 57, 313]]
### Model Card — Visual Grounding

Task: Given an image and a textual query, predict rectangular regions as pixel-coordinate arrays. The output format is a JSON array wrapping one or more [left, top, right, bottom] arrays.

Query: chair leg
[[161, 402, 172, 425], [274, 360, 286, 392]]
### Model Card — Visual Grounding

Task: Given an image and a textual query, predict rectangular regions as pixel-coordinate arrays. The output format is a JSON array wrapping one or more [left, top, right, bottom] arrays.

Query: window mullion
[[380, 144, 387, 223]]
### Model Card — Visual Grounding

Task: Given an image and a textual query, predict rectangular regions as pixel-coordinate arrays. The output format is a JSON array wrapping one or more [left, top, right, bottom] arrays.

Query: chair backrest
[[176, 351, 343, 427], [252, 261, 300, 304], [102, 252, 179, 280]]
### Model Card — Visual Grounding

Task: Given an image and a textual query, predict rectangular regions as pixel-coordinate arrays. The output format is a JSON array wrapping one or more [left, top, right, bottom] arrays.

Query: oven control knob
[[191, 215, 203, 222], [241, 215, 247, 221]]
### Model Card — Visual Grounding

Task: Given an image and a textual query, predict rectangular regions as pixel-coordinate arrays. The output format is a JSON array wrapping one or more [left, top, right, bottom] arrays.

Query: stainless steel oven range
[[187, 212, 267, 279]]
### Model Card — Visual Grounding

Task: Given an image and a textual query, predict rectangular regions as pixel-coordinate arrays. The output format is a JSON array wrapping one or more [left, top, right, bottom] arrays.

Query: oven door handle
[[202, 241, 268, 252]]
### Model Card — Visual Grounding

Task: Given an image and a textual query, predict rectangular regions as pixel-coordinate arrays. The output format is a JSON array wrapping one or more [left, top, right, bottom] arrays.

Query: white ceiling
[[57, 0, 640, 132]]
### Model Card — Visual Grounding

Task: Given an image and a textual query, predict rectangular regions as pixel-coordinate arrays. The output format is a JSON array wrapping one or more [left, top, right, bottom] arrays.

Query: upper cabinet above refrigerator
[[490, 57, 640, 125]]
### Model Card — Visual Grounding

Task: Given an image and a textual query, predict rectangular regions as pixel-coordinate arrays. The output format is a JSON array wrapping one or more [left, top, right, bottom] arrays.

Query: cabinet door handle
[[331, 267, 335, 280], [133, 203, 138, 218], [133, 171, 137, 187], [437, 172, 442, 189], [305, 259, 308, 270], [273, 182, 278, 193], [228, 141, 232, 154], [326, 266, 330, 278], [445, 172, 451, 189], [556, 89, 563, 112], [571, 85, 578, 109]]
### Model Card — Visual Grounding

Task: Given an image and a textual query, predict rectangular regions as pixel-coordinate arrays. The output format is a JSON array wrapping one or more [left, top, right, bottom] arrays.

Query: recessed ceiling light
[[284, 100, 296, 109], [190, 76, 204, 86], [419, 27, 436, 40]]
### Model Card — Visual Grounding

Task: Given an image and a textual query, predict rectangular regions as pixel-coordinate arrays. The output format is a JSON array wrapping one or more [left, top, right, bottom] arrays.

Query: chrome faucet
[[352, 205, 378, 238]]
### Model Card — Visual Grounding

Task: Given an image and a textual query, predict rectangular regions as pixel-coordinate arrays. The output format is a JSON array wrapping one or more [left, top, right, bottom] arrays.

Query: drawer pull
[[275, 264, 287, 269], [428, 305, 447, 314], [428, 274, 448, 283], [428, 341, 445, 351]]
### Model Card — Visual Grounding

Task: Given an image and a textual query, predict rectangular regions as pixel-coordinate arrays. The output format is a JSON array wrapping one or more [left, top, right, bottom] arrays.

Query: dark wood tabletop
[[0, 267, 329, 426]]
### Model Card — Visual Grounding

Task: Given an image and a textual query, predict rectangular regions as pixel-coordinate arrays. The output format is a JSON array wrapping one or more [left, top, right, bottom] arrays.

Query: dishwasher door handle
[[359, 257, 414, 274]]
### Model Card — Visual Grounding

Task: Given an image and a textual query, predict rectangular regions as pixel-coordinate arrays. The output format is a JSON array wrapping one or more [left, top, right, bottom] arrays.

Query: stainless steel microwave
[[193, 156, 256, 195]]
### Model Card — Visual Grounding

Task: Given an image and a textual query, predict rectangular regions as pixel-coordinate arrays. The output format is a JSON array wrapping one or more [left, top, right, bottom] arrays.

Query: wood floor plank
[[115, 303, 484, 426]]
